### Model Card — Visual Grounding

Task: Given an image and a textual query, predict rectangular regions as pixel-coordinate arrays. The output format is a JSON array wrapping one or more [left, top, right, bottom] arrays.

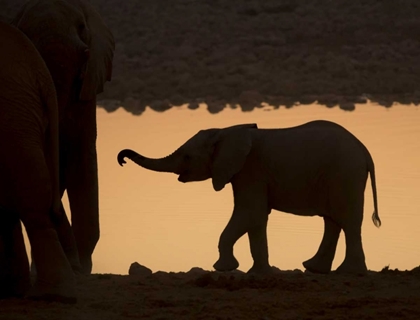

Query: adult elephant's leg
[[303, 216, 341, 274], [18, 153, 76, 302], [29, 214, 81, 275], [53, 203, 82, 273], [25, 226, 76, 303], [63, 99, 99, 274], [30, 153, 82, 275], [0, 212, 30, 298]]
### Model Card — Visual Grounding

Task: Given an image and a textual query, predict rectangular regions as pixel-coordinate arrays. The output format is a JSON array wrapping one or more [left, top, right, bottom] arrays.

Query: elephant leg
[[23, 204, 77, 303], [247, 219, 272, 274], [335, 193, 367, 274], [329, 179, 367, 274], [16, 154, 76, 303], [213, 186, 270, 273], [24, 226, 76, 303], [30, 203, 82, 275], [0, 211, 30, 298], [63, 99, 99, 274], [29, 141, 81, 276], [213, 209, 245, 272], [336, 220, 367, 274], [54, 204, 82, 274], [303, 216, 341, 274]]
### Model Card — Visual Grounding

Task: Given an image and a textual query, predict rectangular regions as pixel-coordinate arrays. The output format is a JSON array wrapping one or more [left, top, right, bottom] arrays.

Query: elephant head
[[11, 0, 114, 114], [118, 124, 258, 191]]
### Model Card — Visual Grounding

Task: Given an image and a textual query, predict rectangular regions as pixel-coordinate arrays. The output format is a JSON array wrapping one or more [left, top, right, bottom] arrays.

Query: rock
[[128, 262, 152, 276], [187, 267, 209, 275]]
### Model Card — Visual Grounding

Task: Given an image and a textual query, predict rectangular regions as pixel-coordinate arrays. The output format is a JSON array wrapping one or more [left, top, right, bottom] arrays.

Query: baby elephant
[[117, 121, 380, 275]]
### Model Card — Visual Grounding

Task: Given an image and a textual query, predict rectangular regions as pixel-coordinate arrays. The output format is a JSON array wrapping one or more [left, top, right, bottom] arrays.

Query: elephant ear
[[10, 0, 41, 32], [76, 0, 115, 100], [211, 124, 258, 192]]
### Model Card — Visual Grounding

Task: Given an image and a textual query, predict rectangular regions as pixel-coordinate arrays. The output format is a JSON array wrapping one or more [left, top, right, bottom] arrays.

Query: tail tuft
[[372, 211, 381, 228]]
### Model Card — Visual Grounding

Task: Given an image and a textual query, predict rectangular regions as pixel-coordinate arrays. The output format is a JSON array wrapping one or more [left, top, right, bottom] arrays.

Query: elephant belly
[[268, 187, 327, 217], [273, 205, 321, 217]]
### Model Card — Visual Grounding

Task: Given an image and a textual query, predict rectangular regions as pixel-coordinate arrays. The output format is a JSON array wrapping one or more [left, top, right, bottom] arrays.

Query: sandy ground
[[1, 266, 420, 320]]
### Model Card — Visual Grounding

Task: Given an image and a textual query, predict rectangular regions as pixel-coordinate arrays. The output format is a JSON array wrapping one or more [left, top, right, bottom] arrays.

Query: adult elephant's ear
[[10, 0, 40, 32], [77, 0, 115, 100], [211, 124, 258, 192]]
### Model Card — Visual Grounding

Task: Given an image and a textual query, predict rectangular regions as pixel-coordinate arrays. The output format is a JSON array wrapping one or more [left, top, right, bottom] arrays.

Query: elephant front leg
[[0, 213, 31, 298], [214, 186, 271, 274], [63, 100, 99, 274], [213, 210, 244, 272], [54, 204, 82, 274], [65, 143, 99, 274], [303, 216, 341, 274]]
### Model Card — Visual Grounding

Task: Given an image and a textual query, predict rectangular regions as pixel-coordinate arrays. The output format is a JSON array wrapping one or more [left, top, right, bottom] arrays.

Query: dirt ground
[[1, 266, 419, 320]]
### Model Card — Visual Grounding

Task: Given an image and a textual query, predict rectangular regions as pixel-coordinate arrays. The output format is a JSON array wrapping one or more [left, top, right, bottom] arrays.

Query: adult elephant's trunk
[[117, 149, 181, 173]]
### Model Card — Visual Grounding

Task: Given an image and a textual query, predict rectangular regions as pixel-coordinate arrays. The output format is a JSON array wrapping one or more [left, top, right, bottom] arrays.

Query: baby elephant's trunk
[[117, 149, 180, 173]]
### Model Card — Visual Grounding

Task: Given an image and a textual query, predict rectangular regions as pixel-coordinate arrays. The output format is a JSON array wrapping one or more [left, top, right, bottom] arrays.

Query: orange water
[[62, 103, 419, 274]]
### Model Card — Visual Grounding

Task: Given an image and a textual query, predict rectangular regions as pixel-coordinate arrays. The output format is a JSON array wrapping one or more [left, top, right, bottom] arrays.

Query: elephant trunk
[[117, 149, 181, 173]]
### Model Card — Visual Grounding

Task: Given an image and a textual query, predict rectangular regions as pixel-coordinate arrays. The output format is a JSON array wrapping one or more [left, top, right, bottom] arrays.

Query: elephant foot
[[302, 256, 332, 274], [65, 252, 83, 275], [335, 258, 367, 275], [26, 282, 77, 304], [79, 255, 93, 275], [247, 264, 273, 275], [213, 255, 239, 272]]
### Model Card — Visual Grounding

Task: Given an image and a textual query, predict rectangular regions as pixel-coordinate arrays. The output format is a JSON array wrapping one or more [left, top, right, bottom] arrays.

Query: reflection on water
[[63, 103, 419, 274]]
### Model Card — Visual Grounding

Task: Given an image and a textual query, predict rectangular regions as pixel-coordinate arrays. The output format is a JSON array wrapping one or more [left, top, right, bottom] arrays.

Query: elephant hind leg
[[334, 194, 367, 274], [303, 216, 341, 274], [0, 210, 30, 298], [336, 220, 367, 274], [24, 226, 77, 303]]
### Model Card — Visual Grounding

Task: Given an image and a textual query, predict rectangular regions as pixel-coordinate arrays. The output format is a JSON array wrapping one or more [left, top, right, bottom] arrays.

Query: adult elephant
[[11, 0, 115, 274], [0, 21, 75, 302], [117, 121, 381, 275]]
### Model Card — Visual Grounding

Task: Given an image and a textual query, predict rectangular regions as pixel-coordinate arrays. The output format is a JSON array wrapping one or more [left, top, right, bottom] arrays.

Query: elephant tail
[[365, 146, 381, 228]]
